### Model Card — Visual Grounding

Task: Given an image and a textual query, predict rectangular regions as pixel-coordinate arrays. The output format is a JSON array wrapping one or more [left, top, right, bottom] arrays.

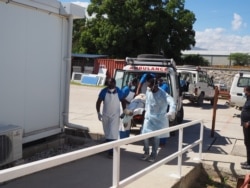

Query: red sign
[[126, 65, 168, 72]]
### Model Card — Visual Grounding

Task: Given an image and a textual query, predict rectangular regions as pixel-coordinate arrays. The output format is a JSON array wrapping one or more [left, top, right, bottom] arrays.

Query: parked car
[[214, 82, 230, 99], [177, 65, 215, 106], [229, 71, 250, 109], [214, 82, 228, 91]]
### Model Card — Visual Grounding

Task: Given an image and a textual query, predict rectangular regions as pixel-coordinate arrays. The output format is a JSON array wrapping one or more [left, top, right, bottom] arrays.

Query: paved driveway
[[1, 84, 246, 188]]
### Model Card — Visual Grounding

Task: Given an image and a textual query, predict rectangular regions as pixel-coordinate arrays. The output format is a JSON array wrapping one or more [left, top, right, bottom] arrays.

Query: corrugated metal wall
[[94, 59, 125, 78]]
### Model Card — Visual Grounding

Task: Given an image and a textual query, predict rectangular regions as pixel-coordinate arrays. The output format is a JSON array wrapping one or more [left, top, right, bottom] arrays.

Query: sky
[[60, 0, 250, 52]]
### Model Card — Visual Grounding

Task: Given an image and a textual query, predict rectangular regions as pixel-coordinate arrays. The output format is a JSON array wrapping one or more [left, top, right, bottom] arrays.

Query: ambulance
[[114, 54, 184, 126]]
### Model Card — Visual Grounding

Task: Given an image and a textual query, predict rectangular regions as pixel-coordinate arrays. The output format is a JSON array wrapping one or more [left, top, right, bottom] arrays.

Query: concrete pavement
[[1, 84, 249, 188], [68, 85, 250, 185]]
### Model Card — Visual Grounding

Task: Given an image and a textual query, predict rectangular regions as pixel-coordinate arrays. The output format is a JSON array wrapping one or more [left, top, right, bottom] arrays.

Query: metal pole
[[177, 128, 183, 178], [211, 86, 219, 137], [112, 146, 121, 187], [199, 122, 204, 160]]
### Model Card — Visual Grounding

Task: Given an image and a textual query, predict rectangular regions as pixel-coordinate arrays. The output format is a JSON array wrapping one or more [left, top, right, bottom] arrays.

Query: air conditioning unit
[[0, 125, 23, 166]]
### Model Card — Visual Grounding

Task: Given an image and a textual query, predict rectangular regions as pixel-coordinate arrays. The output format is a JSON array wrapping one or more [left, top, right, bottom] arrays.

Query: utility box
[[0, 125, 23, 166]]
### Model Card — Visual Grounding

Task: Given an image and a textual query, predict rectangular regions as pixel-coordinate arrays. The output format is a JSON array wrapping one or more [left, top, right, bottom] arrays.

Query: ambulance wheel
[[176, 105, 184, 124], [197, 93, 204, 106]]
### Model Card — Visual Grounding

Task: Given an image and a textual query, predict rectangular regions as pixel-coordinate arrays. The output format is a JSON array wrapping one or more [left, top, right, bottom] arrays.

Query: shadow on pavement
[[183, 101, 230, 110]]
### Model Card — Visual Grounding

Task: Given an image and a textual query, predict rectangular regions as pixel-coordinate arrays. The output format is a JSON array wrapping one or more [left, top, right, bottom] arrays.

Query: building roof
[[72, 53, 108, 58], [182, 50, 250, 56]]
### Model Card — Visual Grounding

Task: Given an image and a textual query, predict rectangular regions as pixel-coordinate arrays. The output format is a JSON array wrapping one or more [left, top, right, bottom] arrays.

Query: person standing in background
[[157, 77, 170, 147], [122, 78, 138, 105], [96, 78, 125, 158], [141, 76, 176, 162], [136, 73, 155, 95], [240, 86, 250, 169], [158, 78, 169, 93], [120, 78, 138, 138]]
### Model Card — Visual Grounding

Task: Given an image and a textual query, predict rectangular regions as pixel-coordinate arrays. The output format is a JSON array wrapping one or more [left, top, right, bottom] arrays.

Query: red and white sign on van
[[126, 65, 168, 72]]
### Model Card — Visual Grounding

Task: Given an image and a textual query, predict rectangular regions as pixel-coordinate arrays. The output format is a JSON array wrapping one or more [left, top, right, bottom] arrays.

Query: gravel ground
[[23, 143, 88, 163], [7, 132, 102, 169]]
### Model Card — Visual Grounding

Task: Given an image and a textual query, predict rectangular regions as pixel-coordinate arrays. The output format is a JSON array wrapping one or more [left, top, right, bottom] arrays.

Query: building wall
[[0, 1, 69, 143], [203, 55, 231, 66], [182, 50, 249, 66], [94, 59, 125, 78]]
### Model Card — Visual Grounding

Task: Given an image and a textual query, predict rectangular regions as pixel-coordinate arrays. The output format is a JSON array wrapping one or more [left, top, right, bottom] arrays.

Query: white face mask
[[131, 86, 136, 91], [109, 88, 115, 92]]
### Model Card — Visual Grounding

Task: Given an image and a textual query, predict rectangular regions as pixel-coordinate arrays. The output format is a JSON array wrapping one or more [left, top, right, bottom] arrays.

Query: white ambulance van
[[114, 54, 184, 125], [229, 71, 250, 109]]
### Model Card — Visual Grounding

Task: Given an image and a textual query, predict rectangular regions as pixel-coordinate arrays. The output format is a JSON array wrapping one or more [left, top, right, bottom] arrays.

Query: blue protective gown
[[121, 86, 136, 135], [159, 83, 170, 94], [141, 88, 176, 138]]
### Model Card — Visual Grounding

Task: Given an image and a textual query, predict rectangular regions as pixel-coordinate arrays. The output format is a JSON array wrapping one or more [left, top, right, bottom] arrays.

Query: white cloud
[[71, 1, 89, 8], [232, 13, 243, 31], [195, 28, 250, 51], [71, 2, 96, 19]]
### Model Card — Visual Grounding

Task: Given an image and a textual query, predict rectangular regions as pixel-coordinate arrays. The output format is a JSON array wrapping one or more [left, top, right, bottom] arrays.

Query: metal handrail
[[0, 119, 204, 188]]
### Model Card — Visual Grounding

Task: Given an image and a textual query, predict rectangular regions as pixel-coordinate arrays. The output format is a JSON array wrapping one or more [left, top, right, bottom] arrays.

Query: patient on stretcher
[[121, 93, 146, 124]]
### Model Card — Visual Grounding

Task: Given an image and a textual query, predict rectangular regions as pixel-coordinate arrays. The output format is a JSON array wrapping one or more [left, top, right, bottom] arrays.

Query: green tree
[[72, 19, 86, 53], [74, 0, 196, 60], [229, 53, 250, 66], [182, 54, 209, 66]]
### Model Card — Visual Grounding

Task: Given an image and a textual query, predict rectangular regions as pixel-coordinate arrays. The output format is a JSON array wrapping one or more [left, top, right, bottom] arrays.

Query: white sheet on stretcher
[[133, 108, 144, 116], [122, 93, 145, 124], [126, 93, 146, 113]]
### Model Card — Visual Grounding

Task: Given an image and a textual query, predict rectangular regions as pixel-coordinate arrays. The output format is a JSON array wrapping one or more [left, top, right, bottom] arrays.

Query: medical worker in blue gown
[[96, 78, 125, 158], [120, 78, 138, 138], [136, 73, 155, 95], [141, 77, 176, 162]]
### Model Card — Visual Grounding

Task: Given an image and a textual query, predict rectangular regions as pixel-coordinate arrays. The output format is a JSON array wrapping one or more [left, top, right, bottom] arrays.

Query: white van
[[229, 71, 250, 108]]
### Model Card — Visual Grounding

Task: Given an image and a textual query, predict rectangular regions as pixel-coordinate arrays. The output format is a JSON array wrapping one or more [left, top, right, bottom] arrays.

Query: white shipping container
[[0, 0, 85, 143]]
